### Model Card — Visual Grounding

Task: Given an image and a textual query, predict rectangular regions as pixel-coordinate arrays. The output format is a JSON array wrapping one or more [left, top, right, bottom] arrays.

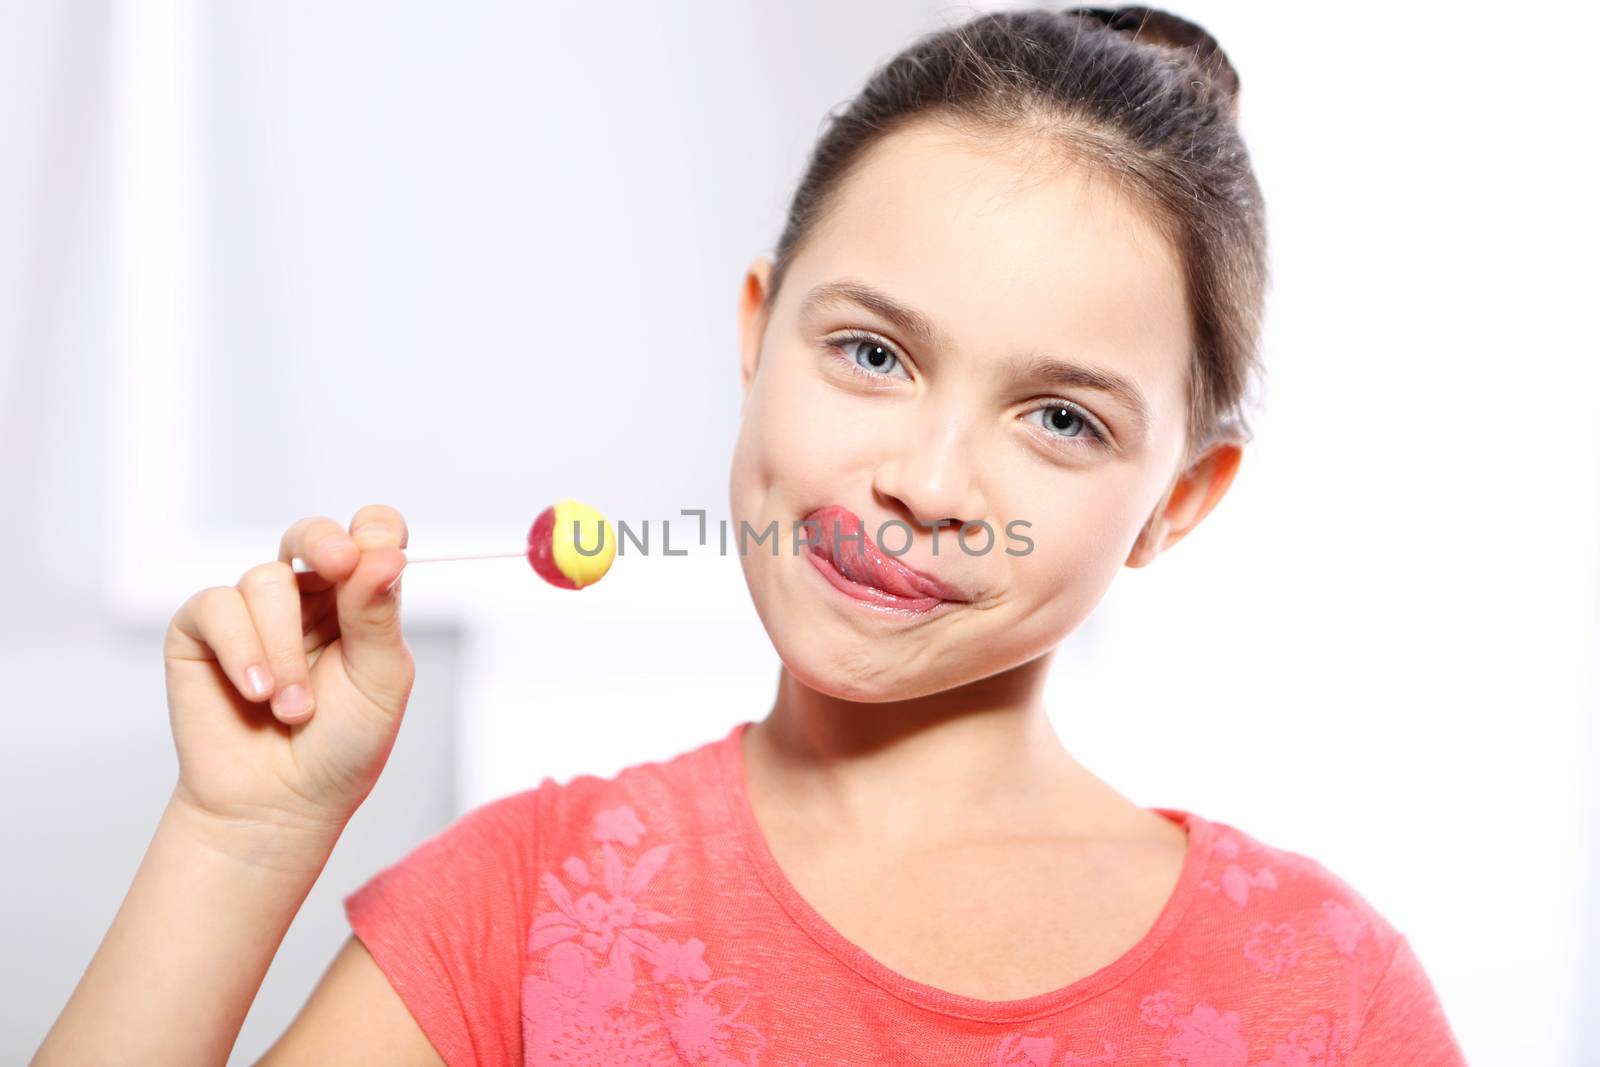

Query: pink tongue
[[814, 507, 927, 598], [833, 544, 926, 598]]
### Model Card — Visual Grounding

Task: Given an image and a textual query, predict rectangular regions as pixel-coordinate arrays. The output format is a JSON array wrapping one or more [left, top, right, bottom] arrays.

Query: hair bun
[[1066, 5, 1241, 104]]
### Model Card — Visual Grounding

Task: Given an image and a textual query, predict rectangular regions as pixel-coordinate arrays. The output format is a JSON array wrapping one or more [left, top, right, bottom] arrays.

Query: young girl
[[36, 7, 1469, 1065]]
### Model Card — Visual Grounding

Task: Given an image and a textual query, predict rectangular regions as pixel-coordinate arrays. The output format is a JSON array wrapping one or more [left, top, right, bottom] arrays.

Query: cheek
[[729, 361, 812, 534], [730, 355, 783, 483], [1004, 475, 1152, 596], [732, 354, 878, 516]]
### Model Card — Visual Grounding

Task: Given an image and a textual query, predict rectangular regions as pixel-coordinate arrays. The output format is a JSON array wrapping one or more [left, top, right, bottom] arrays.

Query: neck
[[745, 650, 1130, 847]]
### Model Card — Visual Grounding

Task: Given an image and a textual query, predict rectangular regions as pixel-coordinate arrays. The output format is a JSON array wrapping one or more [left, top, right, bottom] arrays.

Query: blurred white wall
[[2, 1, 1596, 1064]]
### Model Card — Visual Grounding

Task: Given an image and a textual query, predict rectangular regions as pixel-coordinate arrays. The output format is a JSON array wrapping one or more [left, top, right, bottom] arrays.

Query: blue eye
[[837, 334, 912, 381], [826, 330, 1112, 452], [1025, 403, 1110, 448]]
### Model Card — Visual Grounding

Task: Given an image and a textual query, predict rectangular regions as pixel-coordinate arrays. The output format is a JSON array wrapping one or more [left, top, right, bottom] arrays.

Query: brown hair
[[763, 5, 1269, 464]]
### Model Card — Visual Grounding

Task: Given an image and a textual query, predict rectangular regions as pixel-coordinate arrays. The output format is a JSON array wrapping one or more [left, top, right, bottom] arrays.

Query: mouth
[[801, 504, 974, 615]]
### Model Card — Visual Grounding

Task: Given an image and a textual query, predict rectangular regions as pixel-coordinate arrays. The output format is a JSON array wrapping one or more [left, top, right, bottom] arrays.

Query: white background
[[2, 1, 1596, 1063]]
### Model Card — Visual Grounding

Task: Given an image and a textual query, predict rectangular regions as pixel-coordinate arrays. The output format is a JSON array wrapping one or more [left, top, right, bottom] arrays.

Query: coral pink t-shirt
[[344, 721, 1468, 1066]]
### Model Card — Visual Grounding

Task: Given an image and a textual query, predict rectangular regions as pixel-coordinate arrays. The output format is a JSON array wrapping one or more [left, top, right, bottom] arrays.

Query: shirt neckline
[[714, 718, 1212, 1024]]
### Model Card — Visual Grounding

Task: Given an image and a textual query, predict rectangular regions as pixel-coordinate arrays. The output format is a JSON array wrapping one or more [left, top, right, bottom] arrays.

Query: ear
[[1126, 440, 1243, 568], [737, 257, 774, 402]]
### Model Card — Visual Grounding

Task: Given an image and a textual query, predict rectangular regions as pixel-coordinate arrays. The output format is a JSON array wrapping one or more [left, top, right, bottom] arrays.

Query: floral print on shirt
[[1201, 832, 1279, 907], [518, 791, 1403, 1066], [522, 803, 770, 1066], [1136, 992, 1341, 1067]]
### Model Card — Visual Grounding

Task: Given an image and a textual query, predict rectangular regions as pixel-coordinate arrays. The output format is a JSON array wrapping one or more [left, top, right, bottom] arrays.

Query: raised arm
[[32, 506, 430, 1065]]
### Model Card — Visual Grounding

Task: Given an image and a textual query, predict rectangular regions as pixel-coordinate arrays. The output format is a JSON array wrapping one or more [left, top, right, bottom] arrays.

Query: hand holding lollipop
[[289, 498, 617, 589], [164, 498, 616, 853], [166, 505, 419, 838]]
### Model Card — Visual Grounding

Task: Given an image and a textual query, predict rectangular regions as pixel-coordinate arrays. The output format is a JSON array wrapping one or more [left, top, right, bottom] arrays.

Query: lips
[[802, 505, 973, 604]]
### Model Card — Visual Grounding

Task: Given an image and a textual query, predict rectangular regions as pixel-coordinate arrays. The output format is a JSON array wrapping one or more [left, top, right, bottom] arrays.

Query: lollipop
[[288, 499, 617, 589], [524, 499, 616, 589]]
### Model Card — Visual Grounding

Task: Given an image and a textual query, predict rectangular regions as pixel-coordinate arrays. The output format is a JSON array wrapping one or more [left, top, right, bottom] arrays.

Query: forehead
[[790, 120, 1191, 404]]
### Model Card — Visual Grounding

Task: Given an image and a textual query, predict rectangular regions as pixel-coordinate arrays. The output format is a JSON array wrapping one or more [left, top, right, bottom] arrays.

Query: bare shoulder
[[254, 935, 444, 1066]]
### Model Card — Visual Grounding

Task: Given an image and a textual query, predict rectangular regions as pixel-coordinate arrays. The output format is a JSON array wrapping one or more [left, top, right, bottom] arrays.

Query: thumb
[[335, 543, 412, 709]]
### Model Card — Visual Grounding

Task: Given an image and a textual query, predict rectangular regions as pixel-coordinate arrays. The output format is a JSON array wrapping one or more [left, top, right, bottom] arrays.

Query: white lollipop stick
[[289, 540, 531, 575]]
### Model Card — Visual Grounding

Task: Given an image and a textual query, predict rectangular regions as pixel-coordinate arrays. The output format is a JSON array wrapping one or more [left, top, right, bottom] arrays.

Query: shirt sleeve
[[343, 782, 550, 1067], [1347, 935, 1470, 1066]]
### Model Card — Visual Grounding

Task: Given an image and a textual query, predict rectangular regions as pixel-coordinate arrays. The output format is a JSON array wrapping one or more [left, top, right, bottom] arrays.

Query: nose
[[870, 410, 989, 539]]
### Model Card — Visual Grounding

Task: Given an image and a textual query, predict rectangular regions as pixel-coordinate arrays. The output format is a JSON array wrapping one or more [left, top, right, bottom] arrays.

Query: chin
[[779, 644, 945, 703], [766, 622, 990, 704]]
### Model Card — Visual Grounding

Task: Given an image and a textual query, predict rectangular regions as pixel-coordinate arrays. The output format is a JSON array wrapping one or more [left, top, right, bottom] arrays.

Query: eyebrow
[[998, 354, 1153, 442], [799, 279, 1154, 442], [801, 280, 942, 350]]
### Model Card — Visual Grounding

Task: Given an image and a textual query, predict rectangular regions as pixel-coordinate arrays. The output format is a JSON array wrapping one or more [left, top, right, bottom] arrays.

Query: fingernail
[[354, 523, 393, 545], [274, 683, 313, 717], [245, 665, 273, 698], [314, 535, 355, 561]]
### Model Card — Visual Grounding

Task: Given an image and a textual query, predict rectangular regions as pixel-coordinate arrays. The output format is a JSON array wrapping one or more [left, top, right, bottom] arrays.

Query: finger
[[348, 504, 409, 550], [168, 586, 276, 703], [237, 560, 317, 724], [278, 515, 360, 590], [334, 543, 412, 713], [338, 506, 412, 709]]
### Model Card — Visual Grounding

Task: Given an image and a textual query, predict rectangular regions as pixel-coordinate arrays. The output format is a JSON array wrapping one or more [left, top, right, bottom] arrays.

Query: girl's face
[[730, 119, 1227, 702]]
